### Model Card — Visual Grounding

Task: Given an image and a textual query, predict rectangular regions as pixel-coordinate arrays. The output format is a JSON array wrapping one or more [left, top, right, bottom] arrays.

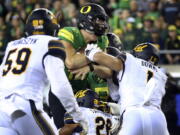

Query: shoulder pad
[[106, 46, 126, 62], [107, 33, 124, 51], [48, 40, 66, 61], [58, 27, 74, 44]]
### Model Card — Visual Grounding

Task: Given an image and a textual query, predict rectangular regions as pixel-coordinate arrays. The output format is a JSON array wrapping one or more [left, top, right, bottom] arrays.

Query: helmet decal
[[134, 45, 147, 52], [80, 6, 92, 14], [77, 3, 108, 36], [32, 20, 44, 27], [132, 42, 160, 65], [25, 8, 60, 36], [75, 90, 88, 98]]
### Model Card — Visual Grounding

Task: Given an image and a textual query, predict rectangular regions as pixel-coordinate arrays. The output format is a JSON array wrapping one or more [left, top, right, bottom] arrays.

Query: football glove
[[85, 43, 102, 62]]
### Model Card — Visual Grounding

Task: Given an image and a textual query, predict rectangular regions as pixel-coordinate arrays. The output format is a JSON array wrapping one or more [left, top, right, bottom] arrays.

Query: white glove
[[107, 102, 120, 115], [85, 43, 102, 61], [79, 119, 88, 135]]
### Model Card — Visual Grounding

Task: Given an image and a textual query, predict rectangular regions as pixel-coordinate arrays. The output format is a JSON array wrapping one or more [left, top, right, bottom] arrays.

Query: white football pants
[[0, 94, 58, 135], [118, 106, 169, 135]]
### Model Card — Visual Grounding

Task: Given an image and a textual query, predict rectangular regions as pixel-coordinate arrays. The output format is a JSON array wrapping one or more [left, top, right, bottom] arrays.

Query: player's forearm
[[94, 52, 123, 72], [59, 124, 79, 135], [65, 53, 90, 69], [93, 64, 113, 79], [44, 56, 83, 122]]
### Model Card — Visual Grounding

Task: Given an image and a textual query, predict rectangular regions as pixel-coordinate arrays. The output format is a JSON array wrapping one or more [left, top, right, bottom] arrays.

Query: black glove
[[107, 33, 124, 51]]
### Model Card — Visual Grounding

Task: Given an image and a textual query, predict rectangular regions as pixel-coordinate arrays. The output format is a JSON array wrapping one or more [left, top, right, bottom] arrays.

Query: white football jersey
[[0, 35, 58, 102], [117, 53, 167, 113], [73, 107, 119, 135]]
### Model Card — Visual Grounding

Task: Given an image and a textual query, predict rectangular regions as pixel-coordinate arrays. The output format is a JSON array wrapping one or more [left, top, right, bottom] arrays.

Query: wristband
[[88, 63, 94, 72]]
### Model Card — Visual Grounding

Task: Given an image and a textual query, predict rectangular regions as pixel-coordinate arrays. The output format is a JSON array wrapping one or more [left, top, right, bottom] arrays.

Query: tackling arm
[[91, 64, 113, 79], [60, 40, 90, 69], [85, 44, 124, 72], [43, 40, 88, 134], [93, 52, 123, 72]]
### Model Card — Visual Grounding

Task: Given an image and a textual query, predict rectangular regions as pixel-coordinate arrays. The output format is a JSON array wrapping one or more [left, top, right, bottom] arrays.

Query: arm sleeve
[[44, 55, 83, 122]]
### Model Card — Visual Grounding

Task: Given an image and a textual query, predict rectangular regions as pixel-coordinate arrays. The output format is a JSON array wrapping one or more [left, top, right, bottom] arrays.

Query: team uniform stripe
[[29, 100, 55, 135], [58, 29, 74, 42], [49, 46, 64, 50]]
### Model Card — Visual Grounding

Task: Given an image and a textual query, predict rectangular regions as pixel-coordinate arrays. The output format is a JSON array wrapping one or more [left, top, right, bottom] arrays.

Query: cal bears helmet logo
[[134, 45, 147, 52], [32, 20, 44, 27], [75, 90, 88, 98], [80, 6, 91, 14]]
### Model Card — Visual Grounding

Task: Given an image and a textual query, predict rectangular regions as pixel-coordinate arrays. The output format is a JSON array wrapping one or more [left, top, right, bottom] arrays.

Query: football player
[[59, 89, 120, 135], [84, 42, 170, 135], [0, 8, 88, 135], [48, 3, 123, 129]]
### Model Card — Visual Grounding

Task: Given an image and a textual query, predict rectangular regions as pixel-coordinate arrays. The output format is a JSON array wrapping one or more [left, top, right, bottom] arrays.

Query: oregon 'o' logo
[[80, 6, 91, 14]]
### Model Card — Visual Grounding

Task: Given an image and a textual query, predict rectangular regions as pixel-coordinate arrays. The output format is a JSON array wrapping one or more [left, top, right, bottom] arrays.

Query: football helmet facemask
[[132, 42, 159, 65], [77, 3, 109, 36], [25, 8, 60, 36]]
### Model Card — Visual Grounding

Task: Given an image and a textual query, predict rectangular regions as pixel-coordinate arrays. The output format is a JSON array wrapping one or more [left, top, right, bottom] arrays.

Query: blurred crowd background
[[0, 0, 179, 64], [0, 0, 180, 134]]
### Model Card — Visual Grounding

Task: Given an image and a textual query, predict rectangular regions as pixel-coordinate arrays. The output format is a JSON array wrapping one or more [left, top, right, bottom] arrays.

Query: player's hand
[[70, 65, 90, 80], [85, 43, 102, 61], [79, 120, 88, 135]]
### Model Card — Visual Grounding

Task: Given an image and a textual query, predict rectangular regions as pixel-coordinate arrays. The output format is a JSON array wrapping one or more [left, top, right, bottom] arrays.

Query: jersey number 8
[[2, 48, 31, 76]]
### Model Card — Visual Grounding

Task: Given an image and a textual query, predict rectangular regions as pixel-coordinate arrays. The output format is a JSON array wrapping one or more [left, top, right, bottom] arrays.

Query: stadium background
[[0, 0, 179, 134]]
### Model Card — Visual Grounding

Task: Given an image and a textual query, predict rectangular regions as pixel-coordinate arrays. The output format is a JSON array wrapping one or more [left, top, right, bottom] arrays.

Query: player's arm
[[94, 52, 123, 72], [90, 63, 113, 78], [70, 63, 113, 80], [59, 124, 79, 135], [60, 40, 90, 69], [85, 45, 125, 72], [43, 40, 88, 133], [59, 112, 83, 135]]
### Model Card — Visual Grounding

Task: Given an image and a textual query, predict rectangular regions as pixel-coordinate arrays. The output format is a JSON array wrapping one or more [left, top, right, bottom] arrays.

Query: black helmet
[[75, 89, 110, 112], [25, 8, 60, 36], [75, 89, 99, 108], [132, 42, 159, 65], [77, 3, 109, 36]]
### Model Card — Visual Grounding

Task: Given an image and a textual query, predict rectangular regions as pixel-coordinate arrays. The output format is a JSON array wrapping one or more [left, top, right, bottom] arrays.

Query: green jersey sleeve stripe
[[58, 29, 74, 43]]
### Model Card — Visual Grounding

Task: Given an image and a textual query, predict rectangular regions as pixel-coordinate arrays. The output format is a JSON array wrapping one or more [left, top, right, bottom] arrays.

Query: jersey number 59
[[2, 48, 31, 76]]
